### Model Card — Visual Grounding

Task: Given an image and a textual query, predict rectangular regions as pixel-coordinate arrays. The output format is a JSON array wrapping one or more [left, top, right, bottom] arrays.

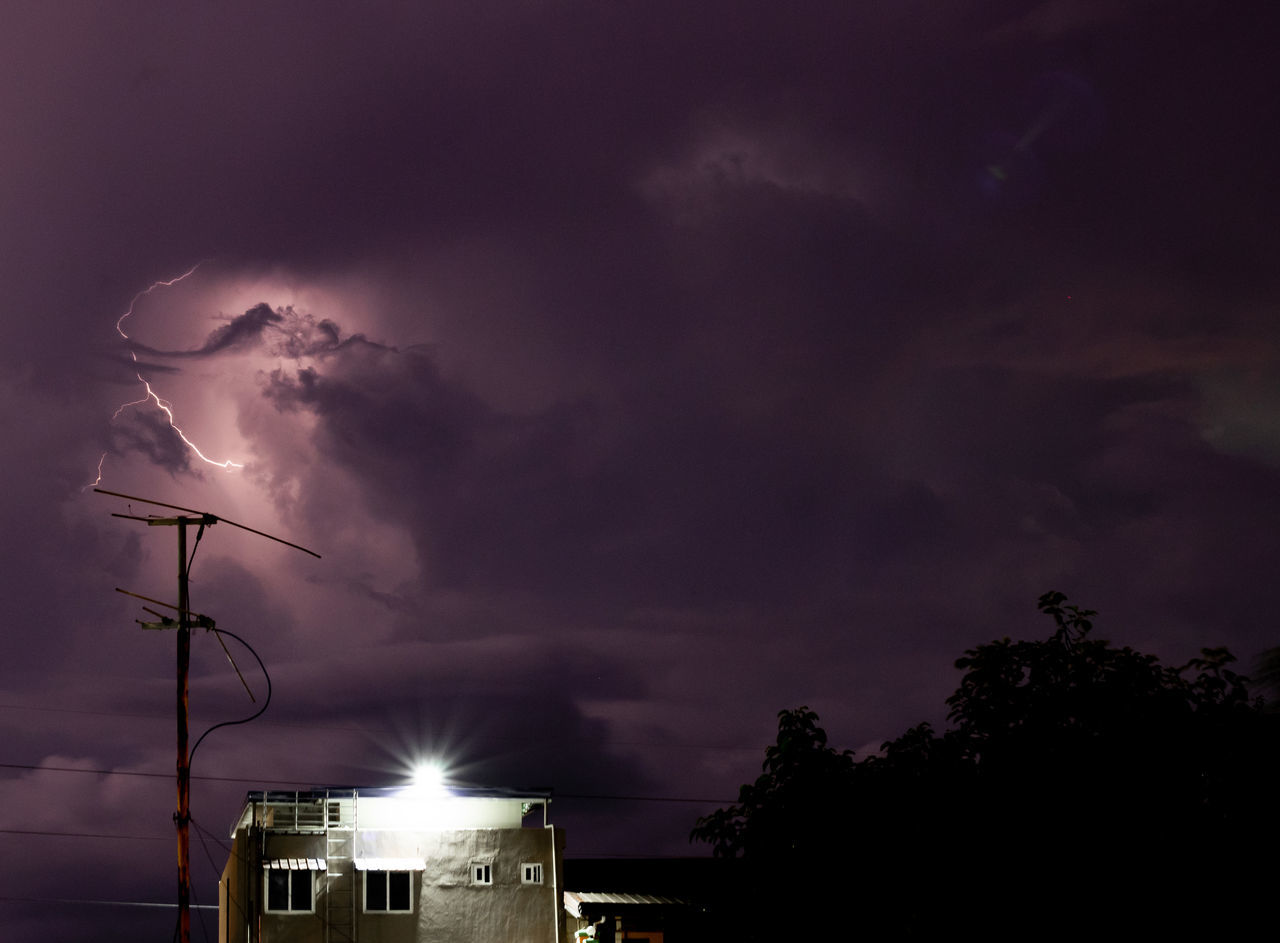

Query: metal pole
[[177, 518, 191, 943]]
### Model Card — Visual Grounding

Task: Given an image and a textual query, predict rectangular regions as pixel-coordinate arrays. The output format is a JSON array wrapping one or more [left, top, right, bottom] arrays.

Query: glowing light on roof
[[409, 759, 449, 797]]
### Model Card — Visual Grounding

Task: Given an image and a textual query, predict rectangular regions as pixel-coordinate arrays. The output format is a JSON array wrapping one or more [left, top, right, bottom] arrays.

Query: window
[[521, 863, 543, 885], [365, 870, 412, 912], [265, 870, 313, 913], [471, 861, 493, 885]]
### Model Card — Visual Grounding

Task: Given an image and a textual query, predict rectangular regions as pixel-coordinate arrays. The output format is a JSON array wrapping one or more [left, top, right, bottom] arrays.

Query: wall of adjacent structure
[[220, 827, 254, 943], [219, 851, 240, 943], [221, 828, 330, 943]]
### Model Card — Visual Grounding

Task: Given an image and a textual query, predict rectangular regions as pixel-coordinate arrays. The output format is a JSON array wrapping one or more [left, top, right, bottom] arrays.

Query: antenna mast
[[97, 488, 319, 943]]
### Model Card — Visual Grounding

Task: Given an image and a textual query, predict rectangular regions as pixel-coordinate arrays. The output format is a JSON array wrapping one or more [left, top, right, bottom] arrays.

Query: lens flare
[[409, 759, 451, 796]]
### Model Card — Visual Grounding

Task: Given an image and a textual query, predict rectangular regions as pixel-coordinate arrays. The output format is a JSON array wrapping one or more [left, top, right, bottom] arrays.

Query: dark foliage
[[689, 705, 856, 860], [693, 593, 1280, 938]]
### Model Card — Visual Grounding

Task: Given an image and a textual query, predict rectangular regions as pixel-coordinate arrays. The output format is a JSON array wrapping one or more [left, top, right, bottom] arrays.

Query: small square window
[[471, 861, 493, 885], [265, 870, 313, 913], [521, 863, 543, 885], [365, 870, 412, 913]]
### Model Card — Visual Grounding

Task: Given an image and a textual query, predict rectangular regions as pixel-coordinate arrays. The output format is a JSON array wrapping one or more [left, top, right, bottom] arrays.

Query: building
[[218, 785, 564, 943], [562, 858, 725, 943]]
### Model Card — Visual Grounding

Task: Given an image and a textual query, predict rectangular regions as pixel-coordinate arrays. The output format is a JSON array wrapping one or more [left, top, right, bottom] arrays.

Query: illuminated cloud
[[110, 406, 197, 476], [639, 125, 868, 223], [128, 302, 284, 358]]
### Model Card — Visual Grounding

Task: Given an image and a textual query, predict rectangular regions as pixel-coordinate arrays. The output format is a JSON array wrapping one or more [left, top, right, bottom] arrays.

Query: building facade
[[219, 786, 564, 943]]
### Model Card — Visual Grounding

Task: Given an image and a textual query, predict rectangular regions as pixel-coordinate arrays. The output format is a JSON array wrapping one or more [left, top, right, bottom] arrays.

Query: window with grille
[[521, 863, 543, 885]]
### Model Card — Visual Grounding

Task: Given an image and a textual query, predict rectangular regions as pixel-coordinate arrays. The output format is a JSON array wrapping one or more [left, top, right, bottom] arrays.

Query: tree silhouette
[[693, 593, 1280, 937], [690, 706, 856, 859], [689, 707, 859, 940]]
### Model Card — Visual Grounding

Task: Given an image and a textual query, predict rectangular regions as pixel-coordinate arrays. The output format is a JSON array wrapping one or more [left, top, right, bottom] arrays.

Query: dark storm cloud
[[277, 679, 656, 796], [323, 574, 418, 614], [105, 352, 181, 375], [129, 302, 283, 358], [124, 302, 375, 362], [260, 341, 874, 610], [110, 408, 195, 476], [270, 313, 355, 359]]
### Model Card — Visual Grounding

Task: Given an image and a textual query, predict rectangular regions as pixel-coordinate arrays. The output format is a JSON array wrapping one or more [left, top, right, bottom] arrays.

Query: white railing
[[258, 789, 357, 830]]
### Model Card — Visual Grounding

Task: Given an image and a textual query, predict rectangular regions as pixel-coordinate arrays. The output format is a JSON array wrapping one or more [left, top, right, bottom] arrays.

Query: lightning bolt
[[111, 376, 244, 469], [115, 262, 205, 340], [80, 452, 107, 492], [105, 263, 245, 475]]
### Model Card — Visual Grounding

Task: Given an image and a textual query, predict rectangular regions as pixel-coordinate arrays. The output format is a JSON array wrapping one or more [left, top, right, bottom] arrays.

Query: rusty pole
[[177, 517, 192, 943]]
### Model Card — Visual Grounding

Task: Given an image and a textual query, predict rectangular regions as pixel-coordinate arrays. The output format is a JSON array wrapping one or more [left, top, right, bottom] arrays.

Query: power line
[[557, 792, 730, 804], [0, 760, 733, 803], [0, 896, 216, 910], [0, 761, 294, 785], [0, 827, 169, 841], [0, 704, 765, 753]]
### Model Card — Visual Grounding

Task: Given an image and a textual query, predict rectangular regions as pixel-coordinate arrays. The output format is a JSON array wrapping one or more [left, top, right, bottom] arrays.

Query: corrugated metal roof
[[564, 891, 690, 918], [354, 858, 428, 871], [263, 858, 328, 870], [571, 892, 687, 906]]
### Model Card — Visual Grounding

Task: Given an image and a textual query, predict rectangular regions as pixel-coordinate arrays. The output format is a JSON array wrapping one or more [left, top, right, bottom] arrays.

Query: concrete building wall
[[220, 792, 564, 943], [357, 795, 528, 830], [414, 827, 563, 943], [265, 834, 326, 858], [260, 897, 326, 943]]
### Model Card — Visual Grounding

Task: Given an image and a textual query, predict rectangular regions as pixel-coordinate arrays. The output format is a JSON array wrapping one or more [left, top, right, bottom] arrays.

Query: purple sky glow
[[3, 2, 1280, 939]]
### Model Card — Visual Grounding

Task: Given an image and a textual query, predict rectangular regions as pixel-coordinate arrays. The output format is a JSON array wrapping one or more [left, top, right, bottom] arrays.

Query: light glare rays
[[103, 264, 246, 478]]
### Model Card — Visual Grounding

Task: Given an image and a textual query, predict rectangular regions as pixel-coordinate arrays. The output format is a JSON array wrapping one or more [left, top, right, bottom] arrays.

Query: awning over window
[[263, 858, 327, 870], [564, 891, 690, 920], [354, 858, 427, 871]]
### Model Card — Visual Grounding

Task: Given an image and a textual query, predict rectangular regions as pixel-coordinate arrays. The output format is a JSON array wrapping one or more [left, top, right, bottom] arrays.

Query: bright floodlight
[[411, 759, 448, 796]]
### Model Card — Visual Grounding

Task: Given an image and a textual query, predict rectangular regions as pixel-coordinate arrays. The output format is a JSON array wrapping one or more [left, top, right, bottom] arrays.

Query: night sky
[[4, 2, 1280, 939]]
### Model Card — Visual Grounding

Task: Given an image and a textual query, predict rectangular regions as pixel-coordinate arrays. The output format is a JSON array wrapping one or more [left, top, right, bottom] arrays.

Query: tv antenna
[[96, 488, 319, 943]]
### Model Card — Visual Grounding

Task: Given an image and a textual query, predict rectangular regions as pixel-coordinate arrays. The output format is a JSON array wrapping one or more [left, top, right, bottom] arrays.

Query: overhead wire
[[0, 826, 169, 841], [187, 627, 271, 771], [0, 761, 731, 803], [192, 815, 251, 934], [0, 701, 763, 755], [0, 896, 216, 909]]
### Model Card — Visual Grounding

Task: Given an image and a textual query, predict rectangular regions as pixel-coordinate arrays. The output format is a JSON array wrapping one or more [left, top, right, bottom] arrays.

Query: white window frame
[[264, 870, 314, 914], [363, 869, 413, 913], [520, 862, 544, 885], [471, 861, 493, 886]]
